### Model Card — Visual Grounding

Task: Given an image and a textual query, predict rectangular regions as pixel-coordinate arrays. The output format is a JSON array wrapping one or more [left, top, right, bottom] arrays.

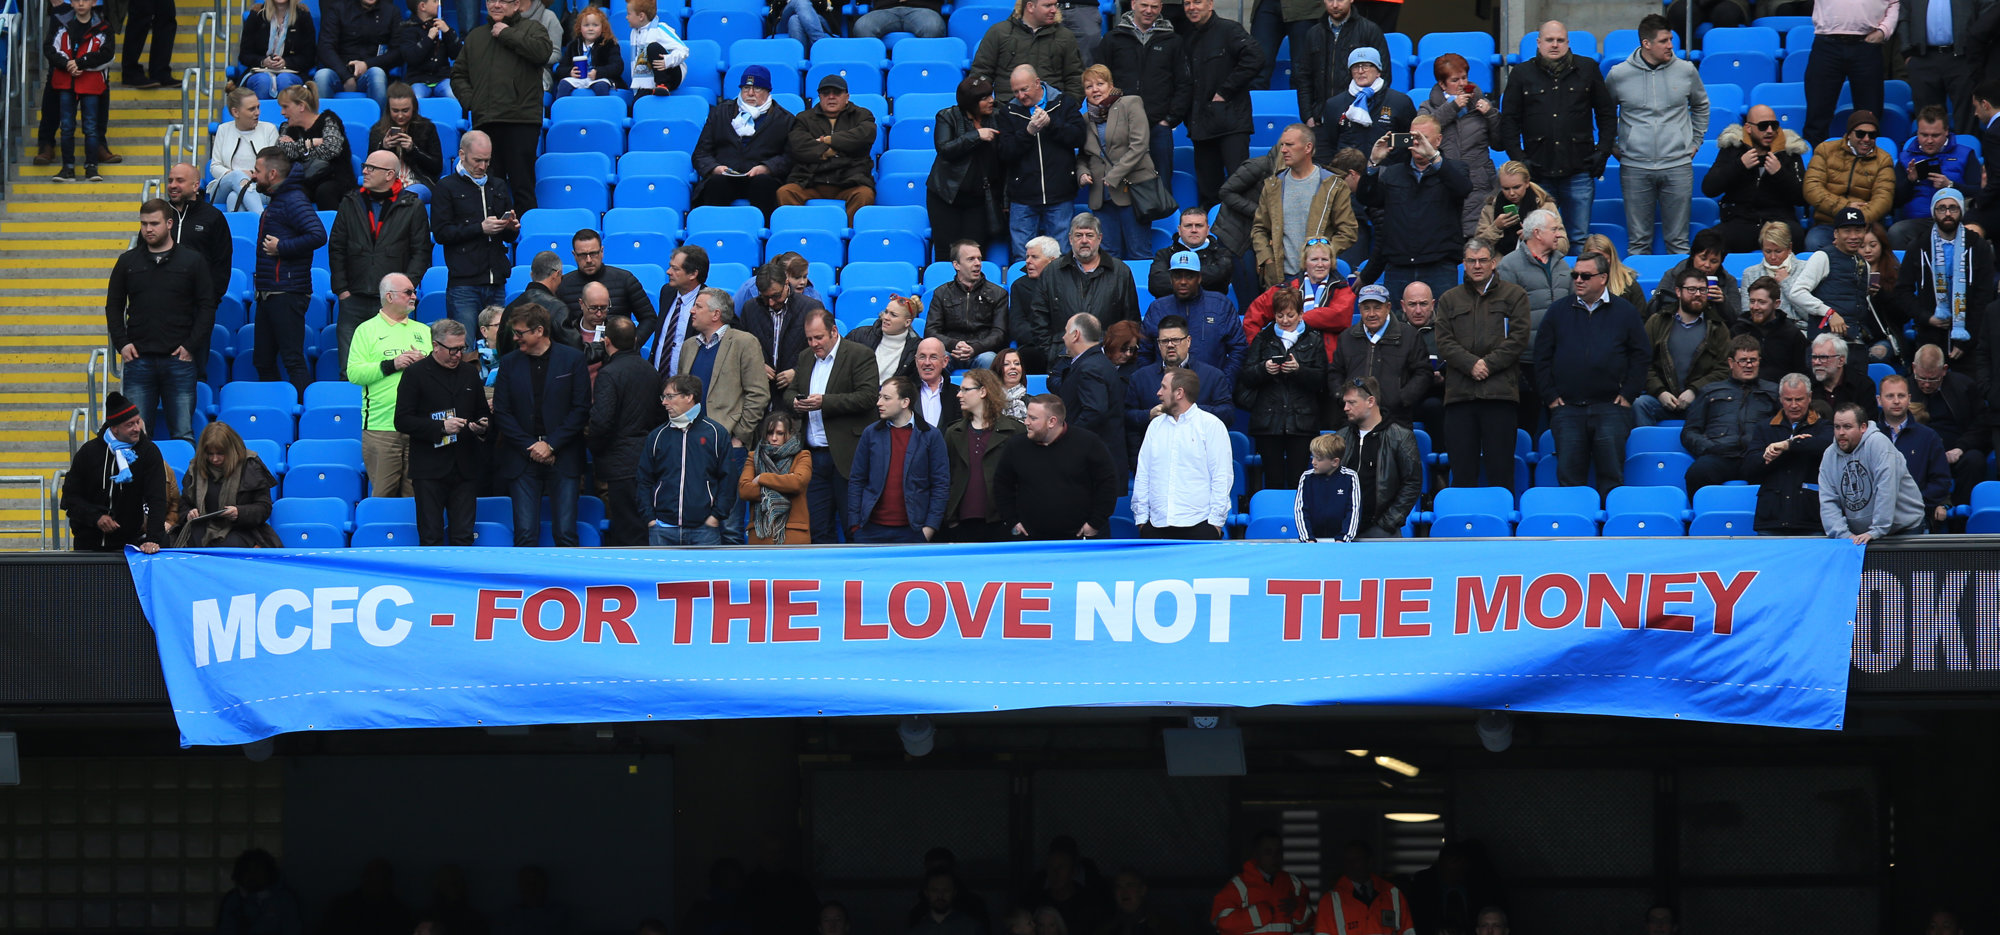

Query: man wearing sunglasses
[[1701, 104, 1809, 254], [347, 272, 433, 499], [395, 319, 492, 545], [1802, 111, 1896, 254]]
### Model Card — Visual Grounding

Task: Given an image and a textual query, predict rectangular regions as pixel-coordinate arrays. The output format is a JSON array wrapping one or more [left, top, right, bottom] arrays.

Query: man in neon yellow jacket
[[347, 272, 432, 497]]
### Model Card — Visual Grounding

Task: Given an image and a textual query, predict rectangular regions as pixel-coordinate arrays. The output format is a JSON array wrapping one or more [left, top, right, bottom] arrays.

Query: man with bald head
[[349, 272, 432, 497], [1497, 21, 1615, 252], [912, 336, 961, 429], [333, 148, 432, 367], [164, 163, 230, 306], [1701, 103, 1808, 253], [999, 62, 1086, 260], [432, 129, 520, 336]]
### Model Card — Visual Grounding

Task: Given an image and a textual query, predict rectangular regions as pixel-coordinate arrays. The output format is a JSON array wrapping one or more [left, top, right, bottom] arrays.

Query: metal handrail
[[161, 122, 182, 181], [82, 347, 107, 434], [0, 475, 51, 551], [48, 468, 66, 550], [65, 405, 84, 454], [140, 177, 160, 205]]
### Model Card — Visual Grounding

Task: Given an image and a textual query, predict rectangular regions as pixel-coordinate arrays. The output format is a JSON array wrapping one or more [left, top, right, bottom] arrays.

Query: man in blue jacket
[[1876, 373, 1953, 530], [1140, 252, 1247, 390], [251, 147, 326, 394], [492, 303, 591, 545], [1533, 251, 1649, 494], [847, 375, 949, 543], [635, 373, 733, 545]]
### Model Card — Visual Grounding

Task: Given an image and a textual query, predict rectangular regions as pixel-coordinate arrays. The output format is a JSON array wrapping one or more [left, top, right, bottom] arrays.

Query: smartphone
[[1502, 204, 1519, 217], [1868, 272, 1881, 289], [1914, 159, 1940, 177], [1266, 350, 1292, 363], [1390, 133, 1416, 149]]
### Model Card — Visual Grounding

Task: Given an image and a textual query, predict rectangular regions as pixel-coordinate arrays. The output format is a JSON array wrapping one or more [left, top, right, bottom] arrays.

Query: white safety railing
[[47, 468, 66, 549], [0, 475, 51, 551]]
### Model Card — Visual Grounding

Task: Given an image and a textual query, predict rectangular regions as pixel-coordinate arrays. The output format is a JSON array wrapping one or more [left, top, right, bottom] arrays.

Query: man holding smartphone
[[1889, 106, 1977, 249]]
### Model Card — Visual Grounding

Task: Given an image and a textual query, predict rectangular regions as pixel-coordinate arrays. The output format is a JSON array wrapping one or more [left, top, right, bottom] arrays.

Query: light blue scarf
[[103, 428, 135, 484]]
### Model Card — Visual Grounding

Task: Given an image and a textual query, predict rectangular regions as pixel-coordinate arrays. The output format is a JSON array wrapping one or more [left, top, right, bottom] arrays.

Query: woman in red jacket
[[1241, 239, 1355, 359]]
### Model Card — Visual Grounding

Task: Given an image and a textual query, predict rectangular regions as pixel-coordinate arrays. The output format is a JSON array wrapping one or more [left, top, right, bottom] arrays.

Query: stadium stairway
[[0, 34, 201, 549]]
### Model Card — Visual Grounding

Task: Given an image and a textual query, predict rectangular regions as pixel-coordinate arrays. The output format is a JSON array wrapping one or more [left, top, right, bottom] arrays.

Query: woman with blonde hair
[[1583, 234, 1647, 309], [1077, 63, 1159, 261], [1476, 160, 1567, 256], [236, 0, 315, 99], [1739, 221, 1805, 320], [173, 421, 280, 548], [274, 82, 353, 210], [738, 411, 812, 544]]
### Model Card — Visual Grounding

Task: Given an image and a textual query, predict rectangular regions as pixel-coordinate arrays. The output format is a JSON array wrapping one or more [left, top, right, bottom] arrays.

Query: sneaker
[[85, 165, 102, 181], [52, 167, 76, 182]]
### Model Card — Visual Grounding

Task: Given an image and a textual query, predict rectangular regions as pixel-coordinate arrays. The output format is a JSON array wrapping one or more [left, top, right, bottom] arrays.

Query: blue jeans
[[312, 66, 389, 105], [1802, 224, 1837, 255], [1803, 36, 1885, 144], [1378, 260, 1461, 312], [1535, 172, 1593, 255], [852, 6, 945, 38], [123, 355, 197, 441], [255, 291, 312, 393], [1097, 203, 1150, 261], [57, 90, 103, 167], [649, 522, 722, 545], [783, 0, 832, 48], [510, 462, 579, 546], [807, 447, 848, 543], [1148, 122, 1174, 185], [1009, 202, 1074, 265], [209, 169, 267, 212], [1549, 400, 1634, 494], [855, 522, 926, 543], [242, 70, 303, 99], [1250, 0, 1285, 88], [408, 79, 454, 99], [1621, 164, 1693, 256], [448, 284, 504, 337], [716, 443, 748, 545], [1632, 393, 1686, 426]]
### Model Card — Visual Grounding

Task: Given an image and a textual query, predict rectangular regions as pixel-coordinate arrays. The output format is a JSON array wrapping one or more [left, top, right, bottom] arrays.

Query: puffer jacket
[[1180, 14, 1261, 141], [1099, 13, 1189, 128], [1682, 375, 1779, 459], [1236, 326, 1328, 436], [925, 278, 1010, 358], [1604, 47, 1710, 170], [787, 101, 878, 190], [1701, 123, 1809, 225], [1803, 138, 1898, 225], [969, 16, 1083, 99], [1433, 278, 1530, 404], [254, 163, 326, 295], [996, 82, 1086, 207], [1496, 52, 1615, 180]]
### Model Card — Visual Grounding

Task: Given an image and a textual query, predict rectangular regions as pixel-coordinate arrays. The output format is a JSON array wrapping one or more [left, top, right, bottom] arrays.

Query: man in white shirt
[[784, 309, 881, 542], [912, 336, 959, 429], [647, 244, 706, 375], [1131, 367, 1235, 539]]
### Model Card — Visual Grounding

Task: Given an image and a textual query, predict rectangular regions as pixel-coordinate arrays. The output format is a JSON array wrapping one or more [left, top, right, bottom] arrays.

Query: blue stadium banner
[[126, 539, 1864, 746]]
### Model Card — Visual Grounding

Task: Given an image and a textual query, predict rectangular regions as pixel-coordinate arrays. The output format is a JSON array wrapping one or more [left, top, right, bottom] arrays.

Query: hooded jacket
[[787, 101, 879, 191], [1496, 52, 1616, 180], [1742, 409, 1831, 534], [62, 434, 167, 552], [1179, 14, 1261, 141], [330, 184, 430, 298], [450, 10, 552, 126], [1818, 422, 1927, 538], [254, 163, 327, 295], [969, 15, 1084, 99], [1100, 13, 1190, 128], [48, 6, 113, 93], [1803, 138, 1898, 225], [1702, 123, 1810, 224], [997, 82, 1086, 207], [1604, 47, 1709, 170]]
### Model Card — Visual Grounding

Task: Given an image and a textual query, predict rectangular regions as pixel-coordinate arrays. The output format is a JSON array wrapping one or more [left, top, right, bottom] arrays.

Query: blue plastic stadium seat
[[887, 61, 962, 98], [472, 522, 513, 546], [1246, 488, 1293, 520], [351, 522, 419, 547], [891, 36, 965, 66], [298, 406, 361, 440], [631, 95, 712, 126], [284, 462, 364, 502], [1700, 26, 1781, 56], [1698, 51, 1777, 97], [848, 228, 926, 265], [1246, 516, 1298, 540], [604, 207, 683, 264], [1430, 513, 1512, 537], [355, 497, 418, 527], [732, 37, 806, 71], [1967, 508, 2000, 533], [220, 381, 299, 413], [277, 522, 348, 547], [1625, 424, 1684, 457], [629, 118, 705, 153], [536, 176, 611, 213], [1514, 513, 1598, 536], [686, 9, 760, 50], [519, 208, 600, 256], [289, 437, 362, 468], [1692, 484, 1758, 515], [807, 61, 883, 96], [550, 94, 631, 126], [1606, 485, 1690, 526], [546, 118, 625, 159], [1427, 486, 1516, 527], [1689, 512, 1757, 535], [273, 496, 351, 529], [841, 260, 919, 291], [876, 172, 927, 207], [158, 439, 195, 479], [1624, 451, 1694, 490], [220, 405, 296, 444], [946, 6, 1004, 45]]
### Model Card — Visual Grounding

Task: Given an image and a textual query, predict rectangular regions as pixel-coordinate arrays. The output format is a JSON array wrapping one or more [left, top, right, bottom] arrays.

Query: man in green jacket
[[451, 0, 551, 211], [348, 272, 433, 497]]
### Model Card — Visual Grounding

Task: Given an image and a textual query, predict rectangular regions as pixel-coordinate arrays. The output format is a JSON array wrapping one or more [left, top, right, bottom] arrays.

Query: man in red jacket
[[1211, 830, 1313, 935]]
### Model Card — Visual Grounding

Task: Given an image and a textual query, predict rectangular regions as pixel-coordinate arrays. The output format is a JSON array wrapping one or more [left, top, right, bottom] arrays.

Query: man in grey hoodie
[[1819, 402, 1926, 542], [1605, 13, 1710, 256]]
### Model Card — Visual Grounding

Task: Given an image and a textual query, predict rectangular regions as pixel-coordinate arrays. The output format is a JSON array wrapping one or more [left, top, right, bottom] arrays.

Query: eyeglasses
[[435, 342, 468, 353], [362, 163, 397, 173], [1850, 129, 1878, 140], [574, 249, 603, 259], [1751, 120, 1780, 132], [511, 327, 535, 338], [1811, 353, 1842, 361], [1158, 334, 1189, 344], [391, 287, 418, 296], [584, 304, 611, 312]]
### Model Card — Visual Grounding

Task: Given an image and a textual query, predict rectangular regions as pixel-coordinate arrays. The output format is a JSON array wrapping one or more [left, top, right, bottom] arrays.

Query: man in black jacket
[[998, 63, 1087, 263], [164, 163, 230, 306], [1328, 284, 1428, 426], [394, 319, 492, 545], [692, 66, 794, 217], [61, 392, 165, 552], [106, 199, 214, 441], [993, 394, 1119, 538], [737, 265, 823, 391], [926, 240, 1010, 368], [431, 130, 519, 337], [1051, 312, 1130, 486], [1680, 335, 1779, 489], [332, 149, 432, 369], [558, 229, 658, 332], [1912, 342, 1988, 508], [492, 303, 591, 546], [1358, 119, 1470, 304], [1148, 208, 1234, 297], [1181, 0, 1262, 206], [1894, 188, 1995, 358], [1497, 21, 1615, 253], [1700, 106, 1809, 253], [313, 0, 402, 104], [587, 316, 662, 546], [1100, 0, 1190, 180], [1040, 215, 1139, 350], [1010, 236, 1063, 372], [1741, 374, 1832, 535], [1292, 0, 1389, 129]]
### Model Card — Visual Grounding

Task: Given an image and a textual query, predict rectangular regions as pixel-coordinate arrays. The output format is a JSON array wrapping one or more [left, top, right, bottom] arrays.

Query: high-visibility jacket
[[1212, 862, 1314, 935], [1312, 875, 1414, 935]]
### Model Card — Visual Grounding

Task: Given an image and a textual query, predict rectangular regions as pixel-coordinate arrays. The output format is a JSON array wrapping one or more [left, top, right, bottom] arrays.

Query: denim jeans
[[1097, 203, 1151, 260], [649, 522, 722, 545], [807, 447, 848, 543], [57, 90, 103, 167], [209, 169, 268, 212], [1009, 201, 1075, 264], [312, 66, 389, 106], [511, 462, 580, 546], [123, 355, 197, 441], [1061, 2, 1101, 66], [1802, 224, 1837, 255], [716, 443, 748, 545], [1631, 393, 1686, 427], [242, 70, 303, 99], [855, 522, 926, 543], [1148, 122, 1174, 185], [1535, 172, 1593, 255], [1621, 164, 1693, 256], [448, 284, 505, 337], [1250, 0, 1285, 88], [852, 5, 945, 38], [407, 79, 453, 99], [254, 291, 312, 393], [782, 0, 832, 49], [1549, 400, 1634, 494], [1803, 37, 1885, 144]]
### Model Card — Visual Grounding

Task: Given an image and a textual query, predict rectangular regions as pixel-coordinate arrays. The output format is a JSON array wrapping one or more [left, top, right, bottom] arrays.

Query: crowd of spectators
[[57, 0, 2000, 548]]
